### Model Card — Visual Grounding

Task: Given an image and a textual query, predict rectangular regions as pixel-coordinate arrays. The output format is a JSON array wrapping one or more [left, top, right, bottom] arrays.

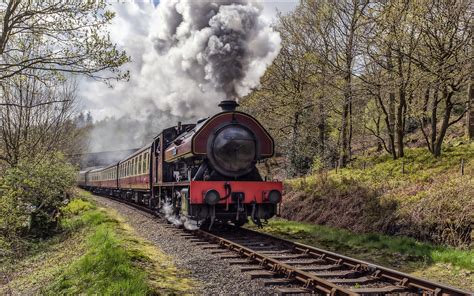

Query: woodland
[[242, 0, 473, 177]]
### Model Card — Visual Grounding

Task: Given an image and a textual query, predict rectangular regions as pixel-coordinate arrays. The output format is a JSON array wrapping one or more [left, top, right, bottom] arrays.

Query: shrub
[[401, 179, 474, 247], [0, 153, 77, 257]]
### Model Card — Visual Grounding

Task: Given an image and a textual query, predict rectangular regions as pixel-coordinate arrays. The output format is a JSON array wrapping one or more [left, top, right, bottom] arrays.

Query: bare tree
[[0, 70, 77, 166], [406, 0, 472, 156], [0, 0, 129, 83], [295, 0, 369, 167], [361, 1, 418, 159]]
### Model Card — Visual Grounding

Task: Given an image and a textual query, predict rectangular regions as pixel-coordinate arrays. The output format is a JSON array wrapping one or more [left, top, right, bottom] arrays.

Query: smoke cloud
[[81, 0, 281, 152]]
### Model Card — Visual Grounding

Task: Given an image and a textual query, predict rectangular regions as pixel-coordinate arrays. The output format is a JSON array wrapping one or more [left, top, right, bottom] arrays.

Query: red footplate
[[189, 181, 282, 204]]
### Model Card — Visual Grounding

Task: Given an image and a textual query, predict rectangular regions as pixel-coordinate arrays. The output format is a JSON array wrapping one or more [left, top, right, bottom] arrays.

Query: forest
[[242, 0, 472, 177]]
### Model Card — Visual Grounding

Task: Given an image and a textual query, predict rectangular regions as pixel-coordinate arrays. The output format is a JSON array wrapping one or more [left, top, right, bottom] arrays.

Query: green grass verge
[[283, 144, 473, 248], [2, 190, 194, 295], [248, 218, 474, 290], [290, 143, 473, 190]]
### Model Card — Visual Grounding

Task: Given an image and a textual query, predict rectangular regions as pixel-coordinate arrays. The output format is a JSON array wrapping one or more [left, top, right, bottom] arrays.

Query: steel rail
[[196, 229, 358, 296], [92, 193, 473, 296], [228, 227, 473, 296]]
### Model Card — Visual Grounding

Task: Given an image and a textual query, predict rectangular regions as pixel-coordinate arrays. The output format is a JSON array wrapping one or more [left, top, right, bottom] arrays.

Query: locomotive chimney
[[218, 100, 239, 112]]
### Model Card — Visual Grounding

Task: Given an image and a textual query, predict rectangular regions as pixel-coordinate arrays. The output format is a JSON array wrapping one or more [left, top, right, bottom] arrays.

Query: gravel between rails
[[93, 195, 276, 295]]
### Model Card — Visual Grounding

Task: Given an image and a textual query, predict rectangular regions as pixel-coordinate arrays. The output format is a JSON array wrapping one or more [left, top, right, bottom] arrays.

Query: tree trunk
[[468, 82, 474, 139], [433, 87, 454, 157], [318, 98, 326, 159], [386, 48, 397, 159], [339, 88, 350, 168], [396, 91, 406, 158], [289, 111, 301, 177], [348, 95, 353, 161], [430, 88, 439, 153]]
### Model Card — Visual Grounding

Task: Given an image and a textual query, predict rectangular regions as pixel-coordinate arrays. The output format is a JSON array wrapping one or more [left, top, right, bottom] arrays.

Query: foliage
[[284, 144, 474, 247], [2, 192, 194, 295], [0, 0, 130, 168], [250, 219, 473, 272], [62, 198, 94, 216], [0, 0, 129, 82], [241, 0, 472, 176], [0, 153, 77, 258], [46, 193, 193, 295]]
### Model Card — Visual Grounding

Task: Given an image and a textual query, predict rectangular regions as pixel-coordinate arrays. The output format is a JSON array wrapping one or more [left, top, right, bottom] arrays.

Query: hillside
[[281, 143, 473, 248]]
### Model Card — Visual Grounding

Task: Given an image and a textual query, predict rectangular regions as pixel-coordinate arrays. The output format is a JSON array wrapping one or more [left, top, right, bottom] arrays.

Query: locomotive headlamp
[[205, 189, 220, 205], [268, 190, 282, 204]]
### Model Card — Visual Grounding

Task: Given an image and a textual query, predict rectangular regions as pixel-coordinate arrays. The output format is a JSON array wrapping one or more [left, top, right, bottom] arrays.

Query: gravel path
[[93, 195, 276, 295]]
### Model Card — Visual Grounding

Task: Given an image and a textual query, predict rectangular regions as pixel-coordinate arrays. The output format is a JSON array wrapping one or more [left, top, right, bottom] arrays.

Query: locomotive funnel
[[218, 100, 239, 112]]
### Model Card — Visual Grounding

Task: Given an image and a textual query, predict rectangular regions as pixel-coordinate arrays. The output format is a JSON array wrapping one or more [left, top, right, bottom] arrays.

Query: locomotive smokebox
[[218, 100, 239, 112]]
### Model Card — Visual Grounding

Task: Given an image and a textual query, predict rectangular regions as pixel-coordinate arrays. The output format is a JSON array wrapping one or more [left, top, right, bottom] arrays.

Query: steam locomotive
[[78, 100, 282, 228]]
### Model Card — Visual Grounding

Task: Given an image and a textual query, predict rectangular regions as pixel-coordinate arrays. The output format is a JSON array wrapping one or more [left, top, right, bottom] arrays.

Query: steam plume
[[81, 0, 281, 152], [154, 0, 280, 99]]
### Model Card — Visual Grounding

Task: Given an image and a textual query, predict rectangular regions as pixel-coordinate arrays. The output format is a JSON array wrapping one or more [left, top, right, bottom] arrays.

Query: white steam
[[162, 202, 202, 231], [162, 202, 183, 226], [81, 0, 281, 152]]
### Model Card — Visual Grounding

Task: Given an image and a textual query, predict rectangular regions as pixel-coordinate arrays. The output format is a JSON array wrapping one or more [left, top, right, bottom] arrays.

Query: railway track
[[99, 194, 472, 296]]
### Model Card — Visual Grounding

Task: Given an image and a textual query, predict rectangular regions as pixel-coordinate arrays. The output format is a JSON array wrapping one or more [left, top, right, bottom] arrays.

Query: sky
[[78, 0, 298, 121]]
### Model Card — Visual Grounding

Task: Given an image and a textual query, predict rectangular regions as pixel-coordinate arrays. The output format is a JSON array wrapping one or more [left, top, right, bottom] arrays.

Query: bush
[[283, 144, 474, 247], [0, 153, 77, 257], [401, 179, 474, 247]]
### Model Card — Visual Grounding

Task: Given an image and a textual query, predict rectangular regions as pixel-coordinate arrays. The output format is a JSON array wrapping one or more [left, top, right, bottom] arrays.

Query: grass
[[282, 144, 473, 248], [248, 218, 474, 290], [289, 143, 474, 190], [1, 190, 194, 295]]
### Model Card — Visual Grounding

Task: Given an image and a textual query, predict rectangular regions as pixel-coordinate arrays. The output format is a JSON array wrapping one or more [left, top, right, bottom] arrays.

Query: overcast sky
[[79, 1, 298, 120]]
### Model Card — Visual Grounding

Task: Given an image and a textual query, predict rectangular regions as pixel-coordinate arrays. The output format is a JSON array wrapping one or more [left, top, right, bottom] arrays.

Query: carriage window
[[145, 153, 148, 172], [144, 153, 147, 171], [135, 157, 138, 175], [136, 157, 138, 175], [138, 155, 142, 174]]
